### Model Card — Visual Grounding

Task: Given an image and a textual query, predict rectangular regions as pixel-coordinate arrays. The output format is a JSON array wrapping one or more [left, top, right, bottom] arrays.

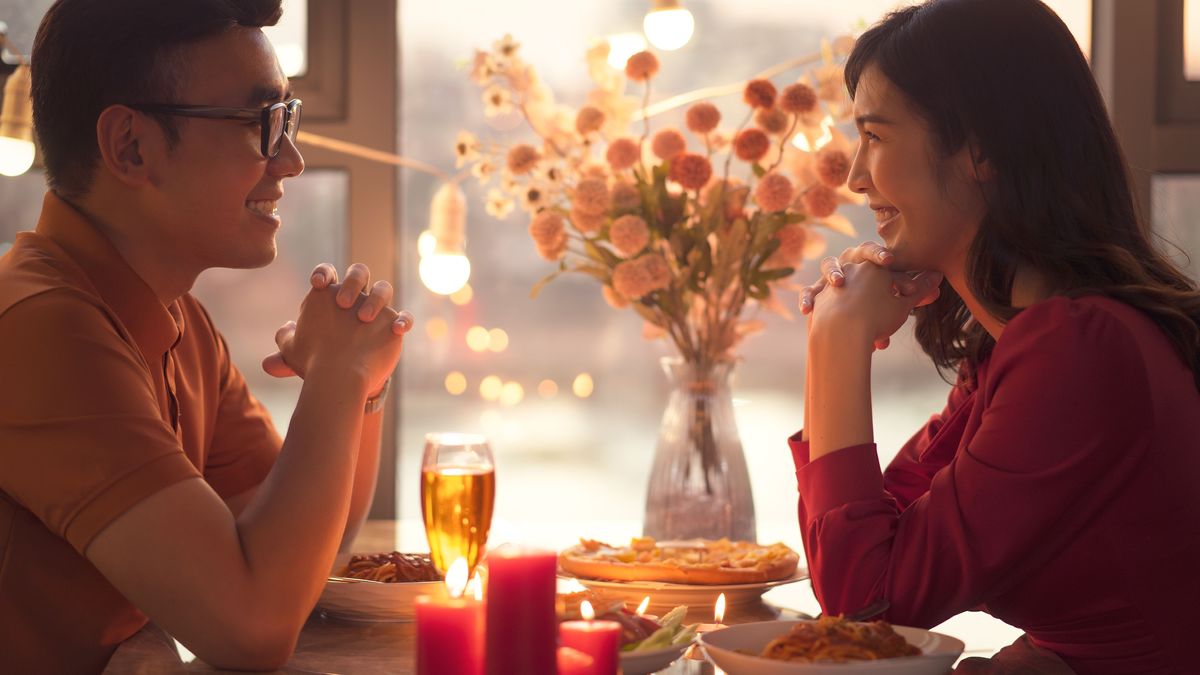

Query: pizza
[[558, 537, 800, 585]]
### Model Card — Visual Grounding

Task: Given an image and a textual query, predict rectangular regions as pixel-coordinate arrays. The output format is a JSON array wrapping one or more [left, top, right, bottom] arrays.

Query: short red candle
[[556, 645, 597, 675], [415, 593, 484, 675], [484, 546, 558, 675], [560, 618, 622, 675]]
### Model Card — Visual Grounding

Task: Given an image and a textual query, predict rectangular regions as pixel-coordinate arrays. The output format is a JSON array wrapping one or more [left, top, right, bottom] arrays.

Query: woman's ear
[[967, 140, 994, 183], [95, 105, 153, 188]]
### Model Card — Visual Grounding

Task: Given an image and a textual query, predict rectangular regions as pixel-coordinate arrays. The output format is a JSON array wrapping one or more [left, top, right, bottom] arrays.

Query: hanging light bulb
[[0, 63, 35, 177], [420, 182, 471, 295], [643, 0, 695, 52]]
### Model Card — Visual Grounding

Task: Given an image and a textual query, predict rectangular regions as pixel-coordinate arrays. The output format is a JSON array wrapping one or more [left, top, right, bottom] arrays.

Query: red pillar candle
[[559, 601, 621, 675], [415, 592, 484, 675], [556, 646, 597, 675], [484, 546, 557, 675]]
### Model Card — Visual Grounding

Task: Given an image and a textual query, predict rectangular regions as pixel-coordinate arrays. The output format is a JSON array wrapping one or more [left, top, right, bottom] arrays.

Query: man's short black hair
[[31, 0, 283, 198]]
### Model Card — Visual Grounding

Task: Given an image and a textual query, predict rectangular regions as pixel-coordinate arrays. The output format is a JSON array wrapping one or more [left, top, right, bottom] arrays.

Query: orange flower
[[733, 128, 770, 162], [625, 50, 660, 81], [754, 107, 789, 135], [770, 223, 808, 268], [651, 128, 687, 160], [529, 211, 567, 260], [602, 285, 630, 309], [573, 178, 611, 215], [506, 144, 540, 175], [575, 106, 606, 135], [611, 181, 642, 211], [743, 79, 777, 109], [668, 153, 713, 191], [754, 173, 794, 213], [570, 204, 606, 234], [612, 254, 671, 299], [779, 83, 818, 115], [605, 137, 640, 171], [800, 184, 838, 218], [685, 102, 721, 134], [816, 148, 852, 187], [609, 214, 651, 257]]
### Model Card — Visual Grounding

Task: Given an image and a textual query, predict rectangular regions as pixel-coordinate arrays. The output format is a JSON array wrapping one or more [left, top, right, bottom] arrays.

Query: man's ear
[[95, 105, 156, 188]]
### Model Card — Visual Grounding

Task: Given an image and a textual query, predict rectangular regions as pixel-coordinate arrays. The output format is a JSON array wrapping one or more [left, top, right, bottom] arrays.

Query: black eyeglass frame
[[127, 98, 302, 159]]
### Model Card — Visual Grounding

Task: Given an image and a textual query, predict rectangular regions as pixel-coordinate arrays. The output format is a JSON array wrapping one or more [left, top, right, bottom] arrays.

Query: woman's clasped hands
[[799, 242, 943, 351]]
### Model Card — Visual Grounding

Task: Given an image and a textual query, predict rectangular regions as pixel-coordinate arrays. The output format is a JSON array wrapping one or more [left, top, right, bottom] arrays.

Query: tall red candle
[[485, 546, 557, 675], [415, 592, 484, 675]]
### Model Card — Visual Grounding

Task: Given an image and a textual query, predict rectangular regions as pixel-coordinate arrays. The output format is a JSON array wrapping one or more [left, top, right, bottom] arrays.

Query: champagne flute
[[420, 432, 495, 577]]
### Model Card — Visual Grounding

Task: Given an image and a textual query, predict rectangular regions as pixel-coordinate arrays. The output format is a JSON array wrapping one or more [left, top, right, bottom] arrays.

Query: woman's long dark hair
[[845, 0, 1200, 389]]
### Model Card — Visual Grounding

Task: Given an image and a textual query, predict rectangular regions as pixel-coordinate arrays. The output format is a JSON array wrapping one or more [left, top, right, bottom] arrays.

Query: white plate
[[563, 569, 808, 614], [699, 620, 964, 675], [316, 553, 444, 622], [619, 642, 692, 675]]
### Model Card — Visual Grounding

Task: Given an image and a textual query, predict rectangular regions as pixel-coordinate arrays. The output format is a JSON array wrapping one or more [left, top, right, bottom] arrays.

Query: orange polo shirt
[[0, 192, 282, 673]]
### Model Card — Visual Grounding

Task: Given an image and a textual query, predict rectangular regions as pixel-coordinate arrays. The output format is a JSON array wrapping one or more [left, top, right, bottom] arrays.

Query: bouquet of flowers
[[456, 35, 862, 370]]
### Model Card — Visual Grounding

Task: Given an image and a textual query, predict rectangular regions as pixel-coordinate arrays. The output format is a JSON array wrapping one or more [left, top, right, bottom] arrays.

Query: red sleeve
[[790, 297, 1153, 627]]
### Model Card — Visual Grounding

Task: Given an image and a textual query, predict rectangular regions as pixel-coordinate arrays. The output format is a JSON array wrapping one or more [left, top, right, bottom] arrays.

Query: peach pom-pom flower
[[612, 254, 671, 300], [668, 153, 713, 191], [651, 128, 687, 160], [754, 173, 794, 213], [800, 184, 839, 218], [529, 211, 567, 261], [743, 79, 777, 109], [506, 144, 540, 175], [573, 178, 610, 215], [609, 214, 650, 257], [625, 50, 660, 81], [575, 106, 606, 135], [816, 148, 852, 187], [733, 128, 770, 162], [779, 83, 818, 115], [685, 102, 721, 134], [605, 138, 641, 171]]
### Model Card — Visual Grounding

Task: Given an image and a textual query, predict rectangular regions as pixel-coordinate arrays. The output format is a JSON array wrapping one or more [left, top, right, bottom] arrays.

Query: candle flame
[[714, 593, 726, 623], [636, 596, 651, 616], [466, 572, 483, 601], [446, 557, 469, 598], [580, 599, 596, 621]]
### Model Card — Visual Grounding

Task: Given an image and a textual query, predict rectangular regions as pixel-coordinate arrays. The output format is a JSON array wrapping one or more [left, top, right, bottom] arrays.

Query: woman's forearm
[[808, 319, 876, 461]]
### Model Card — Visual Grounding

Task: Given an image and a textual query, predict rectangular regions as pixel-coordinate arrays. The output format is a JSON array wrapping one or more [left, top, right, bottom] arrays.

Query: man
[[0, 1, 410, 671]]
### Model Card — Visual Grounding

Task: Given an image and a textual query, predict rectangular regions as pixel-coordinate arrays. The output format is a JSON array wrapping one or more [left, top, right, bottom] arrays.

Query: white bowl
[[316, 553, 444, 622], [619, 642, 692, 675], [699, 620, 964, 675]]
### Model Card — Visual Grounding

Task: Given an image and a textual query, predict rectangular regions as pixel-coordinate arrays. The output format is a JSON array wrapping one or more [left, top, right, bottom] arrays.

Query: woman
[[792, 0, 1200, 672]]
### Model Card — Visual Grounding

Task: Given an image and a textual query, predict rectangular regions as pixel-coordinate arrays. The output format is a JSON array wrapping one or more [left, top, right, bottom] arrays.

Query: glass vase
[[643, 357, 757, 542]]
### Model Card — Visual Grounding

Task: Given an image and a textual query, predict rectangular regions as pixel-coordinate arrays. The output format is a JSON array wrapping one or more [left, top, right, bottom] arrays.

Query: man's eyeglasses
[[127, 99, 302, 159]]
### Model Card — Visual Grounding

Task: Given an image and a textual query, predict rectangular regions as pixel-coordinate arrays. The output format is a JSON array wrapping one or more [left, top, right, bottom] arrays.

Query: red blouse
[[790, 296, 1200, 674]]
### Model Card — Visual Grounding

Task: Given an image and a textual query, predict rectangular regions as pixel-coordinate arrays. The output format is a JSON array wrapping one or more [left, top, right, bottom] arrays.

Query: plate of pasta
[[316, 552, 444, 622], [698, 617, 964, 674]]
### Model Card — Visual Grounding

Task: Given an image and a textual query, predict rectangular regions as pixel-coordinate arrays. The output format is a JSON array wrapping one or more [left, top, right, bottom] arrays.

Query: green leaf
[[584, 239, 620, 266], [759, 266, 794, 281], [632, 302, 661, 325], [751, 162, 766, 178]]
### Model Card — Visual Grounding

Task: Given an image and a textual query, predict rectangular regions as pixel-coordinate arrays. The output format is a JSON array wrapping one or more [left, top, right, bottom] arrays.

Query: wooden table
[[102, 520, 1024, 674]]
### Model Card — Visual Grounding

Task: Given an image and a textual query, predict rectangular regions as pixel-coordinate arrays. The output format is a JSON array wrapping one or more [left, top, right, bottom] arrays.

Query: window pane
[[191, 169, 348, 428], [1187, 0, 1200, 80], [1153, 175, 1200, 282], [263, 0, 308, 78]]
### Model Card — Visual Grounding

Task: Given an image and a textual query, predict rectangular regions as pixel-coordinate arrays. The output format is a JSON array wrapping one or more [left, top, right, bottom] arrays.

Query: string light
[[643, 0, 694, 51]]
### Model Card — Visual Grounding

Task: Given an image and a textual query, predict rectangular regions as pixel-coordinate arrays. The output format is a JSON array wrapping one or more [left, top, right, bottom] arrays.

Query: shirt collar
[[35, 191, 183, 358]]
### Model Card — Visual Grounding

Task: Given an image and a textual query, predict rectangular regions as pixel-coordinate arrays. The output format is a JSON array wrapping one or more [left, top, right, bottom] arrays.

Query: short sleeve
[[0, 291, 200, 553], [189, 302, 281, 499]]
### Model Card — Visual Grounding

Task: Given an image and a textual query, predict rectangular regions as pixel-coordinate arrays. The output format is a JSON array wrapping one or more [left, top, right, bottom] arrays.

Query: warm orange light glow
[[714, 593, 726, 623], [499, 381, 524, 406], [572, 373, 594, 398], [636, 596, 651, 616], [537, 379, 558, 398], [487, 328, 509, 352], [450, 283, 474, 305], [446, 557, 469, 598], [466, 325, 491, 351], [580, 599, 596, 621], [479, 375, 503, 401], [425, 317, 449, 341], [444, 371, 467, 395], [466, 572, 484, 601], [1187, 0, 1200, 80]]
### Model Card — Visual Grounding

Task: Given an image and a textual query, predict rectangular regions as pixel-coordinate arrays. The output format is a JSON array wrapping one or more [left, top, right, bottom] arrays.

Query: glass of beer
[[420, 432, 496, 577]]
